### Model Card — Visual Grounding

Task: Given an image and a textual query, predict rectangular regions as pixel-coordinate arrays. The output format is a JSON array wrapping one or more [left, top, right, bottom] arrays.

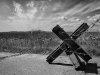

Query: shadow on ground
[[50, 62, 100, 74], [51, 62, 73, 66], [85, 63, 100, 74]]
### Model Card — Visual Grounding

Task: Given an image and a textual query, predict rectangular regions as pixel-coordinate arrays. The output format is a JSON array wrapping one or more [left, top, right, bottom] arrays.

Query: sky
[[0, 0, 100, 32]]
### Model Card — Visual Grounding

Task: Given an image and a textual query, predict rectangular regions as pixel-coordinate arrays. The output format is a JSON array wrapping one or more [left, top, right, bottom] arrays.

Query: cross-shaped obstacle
[[46, 23, 92, 71]]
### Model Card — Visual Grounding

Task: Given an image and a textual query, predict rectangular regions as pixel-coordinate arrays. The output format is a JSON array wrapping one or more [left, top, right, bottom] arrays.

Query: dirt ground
[[0, 53, 100, 75]]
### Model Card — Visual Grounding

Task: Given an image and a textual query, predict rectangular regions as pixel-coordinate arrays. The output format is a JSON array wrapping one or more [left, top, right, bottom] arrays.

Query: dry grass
[[0, 31, 100, 56]]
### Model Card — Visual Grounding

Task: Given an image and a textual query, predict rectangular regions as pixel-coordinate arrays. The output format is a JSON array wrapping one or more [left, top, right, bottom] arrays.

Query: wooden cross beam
[[46, 23, 91, 63], [46, 23, 92, 70], [52, 25, 92, 62]]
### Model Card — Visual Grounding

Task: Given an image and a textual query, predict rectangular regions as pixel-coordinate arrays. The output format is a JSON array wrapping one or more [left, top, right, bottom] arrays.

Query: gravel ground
[[0, 53, 100, 75]]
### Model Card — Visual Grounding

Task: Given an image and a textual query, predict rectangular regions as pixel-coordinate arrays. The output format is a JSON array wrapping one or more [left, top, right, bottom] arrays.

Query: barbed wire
[[65, 50, 90, 56], [59, 45, 90, 56], [56, 20, 100, 56]]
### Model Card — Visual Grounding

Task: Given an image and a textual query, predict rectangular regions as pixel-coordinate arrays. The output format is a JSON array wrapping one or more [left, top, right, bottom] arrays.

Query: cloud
[[52, 0, 100, 20], [6, 1, 57, 31], [55, 16, 83, 26], [81, 1, 100, 15], [5, 1, 29, 31], [13, 1, 26, 19], [50, 0, 100, 31], [26, 1, 38, 21], [12, 1, 38, 21], [63, 3, 83, 17], [86, 14, 100, 32], [1, 0, 100, 32], [87, 14, 100, 26], [7, 1, 40, 31], [52, 3, 86, 19], [52, 2, 64, 11]]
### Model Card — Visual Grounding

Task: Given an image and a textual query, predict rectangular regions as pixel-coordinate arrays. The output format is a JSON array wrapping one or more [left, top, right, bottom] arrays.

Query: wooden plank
[[46, 23, 90, 64], [52, 26, 92, 62]]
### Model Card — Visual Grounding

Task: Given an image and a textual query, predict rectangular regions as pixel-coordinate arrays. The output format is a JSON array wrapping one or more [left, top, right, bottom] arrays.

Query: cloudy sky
[[0, 0, 100, 32]]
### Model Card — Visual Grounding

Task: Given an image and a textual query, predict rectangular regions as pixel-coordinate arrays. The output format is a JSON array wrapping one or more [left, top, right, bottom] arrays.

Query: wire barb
[[60, 46, 90, 56]]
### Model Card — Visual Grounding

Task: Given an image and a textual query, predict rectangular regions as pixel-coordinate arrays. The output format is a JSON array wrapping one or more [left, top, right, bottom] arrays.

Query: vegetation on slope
[[0, 31, 100, 56]]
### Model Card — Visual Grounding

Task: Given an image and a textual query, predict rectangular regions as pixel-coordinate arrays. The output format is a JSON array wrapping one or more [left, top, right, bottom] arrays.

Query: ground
[[0, 53, 100, 75]]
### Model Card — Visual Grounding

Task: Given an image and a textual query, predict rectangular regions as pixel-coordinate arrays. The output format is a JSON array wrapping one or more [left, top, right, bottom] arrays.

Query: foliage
[[0, 30, 100, 56]]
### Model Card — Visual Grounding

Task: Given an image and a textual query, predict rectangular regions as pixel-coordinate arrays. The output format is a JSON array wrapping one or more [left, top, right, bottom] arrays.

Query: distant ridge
[[0, 31, 99, 39]]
